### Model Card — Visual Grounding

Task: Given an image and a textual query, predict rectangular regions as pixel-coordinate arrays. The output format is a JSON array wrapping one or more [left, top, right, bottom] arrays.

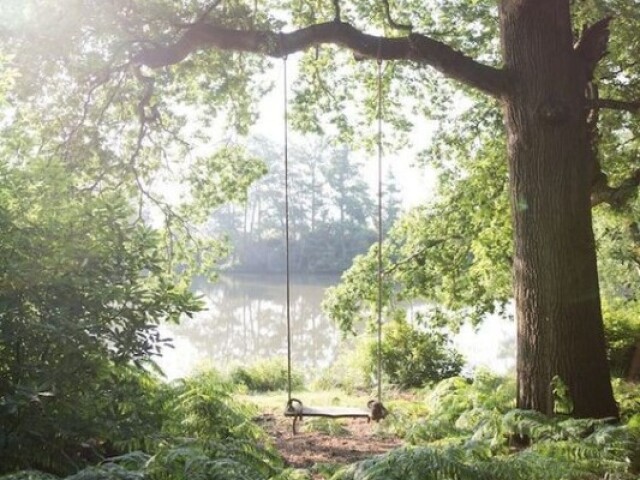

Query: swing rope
[[282, 51, 386, 414], [283, 54, 293, 403], [376, 57, 383, 404]]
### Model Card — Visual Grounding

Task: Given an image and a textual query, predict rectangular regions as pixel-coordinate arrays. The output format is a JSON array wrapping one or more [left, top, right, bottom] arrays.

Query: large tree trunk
[[499, 0, 618, 418]]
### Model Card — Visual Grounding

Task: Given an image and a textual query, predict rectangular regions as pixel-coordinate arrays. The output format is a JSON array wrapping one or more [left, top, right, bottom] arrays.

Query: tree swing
[[280, 53, 388, 434]]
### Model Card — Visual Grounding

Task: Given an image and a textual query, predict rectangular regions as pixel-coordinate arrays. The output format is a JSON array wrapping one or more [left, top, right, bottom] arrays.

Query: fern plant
[[335, 373, 640, 480], [163, 370, 265, 442], [144, 439, 282, 480], [332, 446, 492, 480]]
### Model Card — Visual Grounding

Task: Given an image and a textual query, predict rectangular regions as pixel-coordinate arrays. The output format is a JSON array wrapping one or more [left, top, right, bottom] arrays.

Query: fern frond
[[555, 417, 615, 440], [483, 450, 592, 480], [334, 446, 492, 480], [104, 451, 151, 470], [65, 464, 145, 480], [0, 471, 59, 480], [501, 409, 559, 441]]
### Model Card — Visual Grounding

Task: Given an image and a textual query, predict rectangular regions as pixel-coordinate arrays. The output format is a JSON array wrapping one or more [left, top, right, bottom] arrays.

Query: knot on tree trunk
[[537, 99, 571, 124]]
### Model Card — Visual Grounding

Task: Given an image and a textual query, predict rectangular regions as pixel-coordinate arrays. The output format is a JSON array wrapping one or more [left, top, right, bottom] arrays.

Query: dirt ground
[[256, 411, 403, 474]]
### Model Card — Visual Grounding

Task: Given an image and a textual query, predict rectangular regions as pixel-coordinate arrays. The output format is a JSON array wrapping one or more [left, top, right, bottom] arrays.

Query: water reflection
[[158, 274, 517, 380], [158, 274, 340, 380]]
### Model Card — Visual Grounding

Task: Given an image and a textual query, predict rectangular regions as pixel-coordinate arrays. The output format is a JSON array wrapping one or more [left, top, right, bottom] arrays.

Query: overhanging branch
[[133, 21, 508, 97], [590, 98, 640, 113]]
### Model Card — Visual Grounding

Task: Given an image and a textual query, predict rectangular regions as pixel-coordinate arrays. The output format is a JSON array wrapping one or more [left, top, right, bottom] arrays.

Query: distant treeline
[[206, 138, 401, 274]]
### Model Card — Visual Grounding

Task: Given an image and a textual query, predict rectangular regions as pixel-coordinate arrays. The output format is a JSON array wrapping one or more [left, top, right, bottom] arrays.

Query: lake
[[157, 273, 516, 380]]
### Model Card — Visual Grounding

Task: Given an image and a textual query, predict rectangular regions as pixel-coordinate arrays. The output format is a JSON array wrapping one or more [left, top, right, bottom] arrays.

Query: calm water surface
[[157, 274, 516, 380], [158, 274, 340, 379]]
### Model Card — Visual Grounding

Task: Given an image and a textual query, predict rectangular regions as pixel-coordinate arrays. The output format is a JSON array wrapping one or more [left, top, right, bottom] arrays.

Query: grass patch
[[304, 418, 351, 436], [237, 388, 380, 413]]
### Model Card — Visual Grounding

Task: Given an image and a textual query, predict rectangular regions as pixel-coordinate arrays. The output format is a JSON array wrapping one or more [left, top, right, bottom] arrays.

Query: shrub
[[602, 300, 640, 378], [229, 358, 304, 392], [313, 337, 374, 393], [164, 370, 265, 441], [0, 161, 201, 475], [0, 364, 167, 475], [613, 379, 640, 422], [370, 317, 464, 389]]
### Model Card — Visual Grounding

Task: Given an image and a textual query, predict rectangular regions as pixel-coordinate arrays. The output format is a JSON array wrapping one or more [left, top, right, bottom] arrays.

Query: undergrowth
[[0, 371, 296, 480], [2, 371, 639, 480], [334, 372, 640, 480]]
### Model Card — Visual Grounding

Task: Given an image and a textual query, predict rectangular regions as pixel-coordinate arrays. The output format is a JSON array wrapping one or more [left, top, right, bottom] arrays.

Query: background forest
[[208, 138, 401, 273]]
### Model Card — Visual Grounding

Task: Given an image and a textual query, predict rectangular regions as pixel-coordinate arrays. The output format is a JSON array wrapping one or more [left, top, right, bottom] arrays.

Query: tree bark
[[627, 340, 640, 382], [135, 21, 508, 97], [499, 0, 618, 418]]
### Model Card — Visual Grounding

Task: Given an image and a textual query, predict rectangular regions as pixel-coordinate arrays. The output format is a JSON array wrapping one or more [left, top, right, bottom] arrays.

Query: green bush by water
[[372, 317, 464, 388], [316, 316, 463, 392], [229, 358, 304, 392]]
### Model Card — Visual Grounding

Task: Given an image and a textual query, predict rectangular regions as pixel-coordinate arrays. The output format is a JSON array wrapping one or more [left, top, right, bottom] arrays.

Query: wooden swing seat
[[284, 398, 374, 433], [285, 405, 371, 418]]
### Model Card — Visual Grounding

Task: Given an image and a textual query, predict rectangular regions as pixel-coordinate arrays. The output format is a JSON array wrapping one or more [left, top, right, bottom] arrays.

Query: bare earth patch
[[256, 411, 403, 471]]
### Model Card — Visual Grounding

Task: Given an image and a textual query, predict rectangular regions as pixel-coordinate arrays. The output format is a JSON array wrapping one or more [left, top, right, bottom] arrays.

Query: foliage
[[602, 299, 640, 378], [1, 0, 640, 476], [162, 370, 265, 442], [397, 372, 515, 444], [303, 418, 350, 436], [594, 203, 640, 379], [369, 315, 463, 389], [3, 374, 640, 480], [144, 439, 281, 480], [324, 114, 513, 334], [2, 372, 287, 480], [314, 337, 374, 393], [335, 374, 640, 480], [613, 379, 640, 422], [230, 358, 304, 393], [106, 372, 284, 480], [0, 160, 200, 474], [315, 313, 463, 393], [0, 472, 58, 480]]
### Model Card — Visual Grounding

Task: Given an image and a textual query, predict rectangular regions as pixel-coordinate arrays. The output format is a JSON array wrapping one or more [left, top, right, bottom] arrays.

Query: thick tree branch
[[589, 98, 640, 113], [133, 22, 508, 98], [574, 16, 612, 82], [591, 167, 640, 209], [381, 0, 413, 31], [332, 0, 341, 22]]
